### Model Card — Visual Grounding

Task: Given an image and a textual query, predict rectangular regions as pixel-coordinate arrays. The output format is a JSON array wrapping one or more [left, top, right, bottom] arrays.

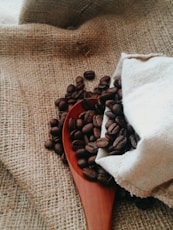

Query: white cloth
[[96, 53, 173, 208]]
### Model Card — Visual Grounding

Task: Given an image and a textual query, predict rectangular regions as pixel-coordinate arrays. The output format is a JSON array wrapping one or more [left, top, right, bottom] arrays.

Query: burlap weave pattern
[[0, 0, 173, 229]]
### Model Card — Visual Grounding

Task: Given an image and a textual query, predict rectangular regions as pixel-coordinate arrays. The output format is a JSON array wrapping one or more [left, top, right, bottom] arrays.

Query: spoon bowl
[[62, 98, 116, 230]]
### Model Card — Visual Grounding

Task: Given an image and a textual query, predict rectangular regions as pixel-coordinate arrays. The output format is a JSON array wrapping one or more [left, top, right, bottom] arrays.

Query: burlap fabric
[[0, 0, 173, 229]]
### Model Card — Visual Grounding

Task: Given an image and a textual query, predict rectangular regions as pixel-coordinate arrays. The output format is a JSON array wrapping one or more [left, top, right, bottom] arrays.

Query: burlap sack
[[19, 0, 135, 28], [0, 0, 173, 229]]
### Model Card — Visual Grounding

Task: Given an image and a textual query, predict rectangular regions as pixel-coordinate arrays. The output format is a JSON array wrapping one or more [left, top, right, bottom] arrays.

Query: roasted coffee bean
[[67, 84, 76, 93], [77, 158, 88, 168], [70, 130, 83, 140], [113, 135, 127, 150], [83, 110, 95, 123], [50, 126, 61, 136], [93, 115, 103, 127], [76, 118, 83, 129], [88, 155, 97, 165], [100, 75, 110, 84], [75, 76, 84, 84], [97, 173, 113, 186], [113, 78, 121, 88], [49, 118, 59, 127], [100, 92, 114, 102], [54, 143, 63, 155], [107, 123, 120, 135], [105, 119, 114, 129], [93, 127, 101, 139], [105, 110, 116, 119], [58, 98, 68, 111], [83, 70, 95, 80], [96, 137, 109, 148], [89, 135, 96, 142], [72, 140, 85, 151], [82, 123, 94, 134], [59, 113, 67, 127], [98, 83, 109, 90], [45, 139, 54, 149], [105, 100, 116, 110], [52, 136, 61, 143], [115, 116, 126, 128], [68, 117, 76, 131], [82, 168, 97, 181], [75, 148, 89, 158], [85, 142, 98, 155], [112, 103, 123, 115]]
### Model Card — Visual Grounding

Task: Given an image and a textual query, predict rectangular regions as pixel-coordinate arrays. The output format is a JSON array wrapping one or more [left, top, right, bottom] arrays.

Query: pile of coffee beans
[[67, 99, 114, 186], [45, 70, 155, 209]]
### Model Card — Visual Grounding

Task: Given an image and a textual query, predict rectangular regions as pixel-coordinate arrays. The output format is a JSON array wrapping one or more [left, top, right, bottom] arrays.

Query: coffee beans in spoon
[[45, 71, 155, 209]]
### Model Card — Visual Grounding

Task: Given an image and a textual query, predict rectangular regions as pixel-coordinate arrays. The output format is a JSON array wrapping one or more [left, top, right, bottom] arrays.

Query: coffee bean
[[82, 168, 97, 181], [58, 98, 68, 111], [82, 123, 94, 134], [77, 158, 88, 168], [93, 115, 103, 127], [67, 84, 76, 93], [107, 123, 120, 135], [115, 116, 126, 128], [50, 126, 61, 136], [105, 111, 116, 119], [112, 103, 123, 115], [75, 76, 84, 84], [72, 140, 85, 151], [83, 110, 95, 123], [68, 117, 76, 131], [70, 130, 83, 140], [85, 142, 98, 155], [83, 70, 95, 80], [76, 148, 89, 158], [96, 137, 109, 148], [54, 143, 63, 155], [93, 127, 101, 139], [88, 155, 96, 165], [100, 76, 110, 84], [49, 118, 59, 127], [113, 135, 127, 150], [45, 139, 54, 149]]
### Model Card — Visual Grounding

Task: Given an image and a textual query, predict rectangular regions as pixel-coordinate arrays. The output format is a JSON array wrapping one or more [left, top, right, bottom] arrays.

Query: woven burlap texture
[[0, 0, 173, 229]]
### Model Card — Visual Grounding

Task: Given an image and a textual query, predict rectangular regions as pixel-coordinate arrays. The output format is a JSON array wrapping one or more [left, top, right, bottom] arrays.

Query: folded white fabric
[[96, 53, 173, 208]]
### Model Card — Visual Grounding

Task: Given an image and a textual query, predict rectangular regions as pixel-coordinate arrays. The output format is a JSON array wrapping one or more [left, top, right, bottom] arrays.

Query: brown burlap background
[[0, 0, 173, 229]]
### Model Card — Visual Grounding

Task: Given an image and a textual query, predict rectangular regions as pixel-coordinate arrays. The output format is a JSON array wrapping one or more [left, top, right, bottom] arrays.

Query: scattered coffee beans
[[83, 70, 95, 80], [45, 71, 155, 209]]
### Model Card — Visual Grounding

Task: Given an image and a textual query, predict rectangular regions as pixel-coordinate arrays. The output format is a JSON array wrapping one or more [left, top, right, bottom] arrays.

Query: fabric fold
[[96, 53, 173, 208]]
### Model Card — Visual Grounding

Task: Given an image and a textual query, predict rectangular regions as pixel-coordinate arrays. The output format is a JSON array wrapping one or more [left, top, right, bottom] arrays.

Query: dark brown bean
[[113, 135, 127, 150], [82, 168, 97, 181], [85, 142, 98, 155], [77, 158, 88, 168], [107, 123, 120, 135], [82, 123, 94, 134], [96, 137, 109, 148], [83, 70, 95, 80], [54, 143, 64, 155], [44, 139, 54, 149]]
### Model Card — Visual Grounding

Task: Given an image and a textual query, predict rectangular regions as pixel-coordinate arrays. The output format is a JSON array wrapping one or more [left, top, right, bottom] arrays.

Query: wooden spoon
[[62, 98, 116, 230]]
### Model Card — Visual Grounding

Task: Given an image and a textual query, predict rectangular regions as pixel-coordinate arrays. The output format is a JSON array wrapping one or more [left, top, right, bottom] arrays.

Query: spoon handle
[[70, 165, 116, 230]]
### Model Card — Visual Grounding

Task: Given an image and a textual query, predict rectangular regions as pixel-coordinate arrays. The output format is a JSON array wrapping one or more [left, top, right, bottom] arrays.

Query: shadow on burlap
[[0, 0, 173, 229]]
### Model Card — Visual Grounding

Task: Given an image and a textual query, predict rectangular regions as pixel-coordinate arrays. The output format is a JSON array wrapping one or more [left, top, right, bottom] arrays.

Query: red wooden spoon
[[62, 98, 116, 230]]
